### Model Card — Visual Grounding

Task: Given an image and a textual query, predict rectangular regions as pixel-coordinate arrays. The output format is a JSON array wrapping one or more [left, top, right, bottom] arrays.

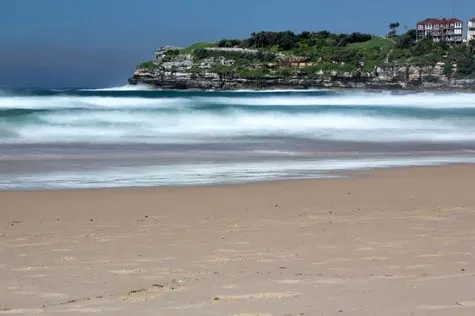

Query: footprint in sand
[[233, 314, 274, 316], [61, 256, 77, 262], [216, 249, 241, 253], [419, 301, 475, 310], [457, 301, 475, 307], [355, 247, 375, 252], [12, 265, 49, 272], [312, 258, 350, 265], [276, 280, 302, 285], [66, 307, 121, 313], [0, 308, 44, 314], [40, 292, 69, 299], [405, 264, 434, 269], [361, 256, 389, 261], [416, 252, 447, 258], [413, 273, 472, 282], [256, 259, 275, 263], [120, 288, 162, 303], [208, 257, 232, 264], [52, 248, 73, 252], [121, 284, 182, 303], [213, 292, 300, 302], [110, 268, 150, 275]]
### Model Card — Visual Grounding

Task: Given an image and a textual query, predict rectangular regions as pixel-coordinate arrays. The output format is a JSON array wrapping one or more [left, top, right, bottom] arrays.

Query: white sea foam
[[2, 156, 475, 190], [80, 84, 152, 91], [1, 109, 471, 144], [228, 88, 328, 93], [202, 92, 475, 108], [0, 96, 189, 109], [1, 91, 474, 110], [1, 91, 475, 144]]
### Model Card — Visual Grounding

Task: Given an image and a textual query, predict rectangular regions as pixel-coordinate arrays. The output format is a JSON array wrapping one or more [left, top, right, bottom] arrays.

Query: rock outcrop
[[129, 46, 475, 91]]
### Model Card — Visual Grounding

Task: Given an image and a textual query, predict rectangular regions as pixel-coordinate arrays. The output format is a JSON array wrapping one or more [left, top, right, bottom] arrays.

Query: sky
[[1, 0, 475, 88]]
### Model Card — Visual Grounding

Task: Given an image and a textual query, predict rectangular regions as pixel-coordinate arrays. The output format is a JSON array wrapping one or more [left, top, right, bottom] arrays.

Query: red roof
[[470, 17, 475, 22], [417, 17, 463, 25]]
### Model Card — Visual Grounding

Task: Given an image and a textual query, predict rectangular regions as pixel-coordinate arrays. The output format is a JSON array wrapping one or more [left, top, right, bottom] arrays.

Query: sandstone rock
[[130, 47, 475, 91]]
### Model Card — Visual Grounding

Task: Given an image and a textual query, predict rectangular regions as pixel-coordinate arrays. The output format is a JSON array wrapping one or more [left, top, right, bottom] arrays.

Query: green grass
[[136, 61, 159, 70], [182, 42, 217, 53], [348, 36, 394, 49]]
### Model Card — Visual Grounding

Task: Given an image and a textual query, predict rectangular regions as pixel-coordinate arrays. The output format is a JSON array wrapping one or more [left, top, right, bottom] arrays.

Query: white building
[[468, 18, 475, 41]]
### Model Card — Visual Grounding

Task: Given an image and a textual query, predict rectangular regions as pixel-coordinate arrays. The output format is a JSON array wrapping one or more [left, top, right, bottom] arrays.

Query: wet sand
[[1, 165, 475, 315]]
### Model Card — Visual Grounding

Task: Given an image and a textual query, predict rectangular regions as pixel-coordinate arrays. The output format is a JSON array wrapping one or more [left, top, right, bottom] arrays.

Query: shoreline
[[1, 162, 470, 191], [0, 161, 470, 192], [2, 163, 475, 315], [2, 159, 475, 192]]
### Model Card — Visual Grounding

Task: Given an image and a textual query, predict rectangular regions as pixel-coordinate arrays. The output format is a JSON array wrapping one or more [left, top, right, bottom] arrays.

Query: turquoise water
[[1, 86, 475, 189]]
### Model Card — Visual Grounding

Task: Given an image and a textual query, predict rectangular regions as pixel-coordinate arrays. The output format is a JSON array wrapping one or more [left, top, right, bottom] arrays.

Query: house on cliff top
[[416, 18, 464, 44]]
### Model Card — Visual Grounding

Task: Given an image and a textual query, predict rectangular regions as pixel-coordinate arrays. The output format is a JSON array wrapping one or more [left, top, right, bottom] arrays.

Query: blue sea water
[[1, 85, 475, 190]]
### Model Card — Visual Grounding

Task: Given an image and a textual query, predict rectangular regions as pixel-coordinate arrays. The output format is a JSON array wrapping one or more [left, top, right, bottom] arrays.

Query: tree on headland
[[217, 39, 242, 48], [395, 29, 417, 49], [248, 31, 298, 50], [388, 22, 400, 39], [443, 61, 453, 78], [452, 47, 475, 77]]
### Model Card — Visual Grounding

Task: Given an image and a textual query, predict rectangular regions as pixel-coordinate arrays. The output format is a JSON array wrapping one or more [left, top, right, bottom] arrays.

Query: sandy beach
[[2, 165, 475, 315]]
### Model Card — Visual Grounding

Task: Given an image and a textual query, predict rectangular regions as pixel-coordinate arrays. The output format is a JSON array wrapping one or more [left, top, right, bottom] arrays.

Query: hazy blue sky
[[1, 0, 475, 88]]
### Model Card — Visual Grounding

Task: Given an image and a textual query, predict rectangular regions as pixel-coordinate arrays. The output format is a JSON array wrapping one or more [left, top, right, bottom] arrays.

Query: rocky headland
[[129, 31, 475, 91]]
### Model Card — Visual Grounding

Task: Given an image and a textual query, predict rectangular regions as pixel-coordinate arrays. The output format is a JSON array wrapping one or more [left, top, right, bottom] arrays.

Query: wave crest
[[80, 84, 152, 91], [1, 90, 475, 144]]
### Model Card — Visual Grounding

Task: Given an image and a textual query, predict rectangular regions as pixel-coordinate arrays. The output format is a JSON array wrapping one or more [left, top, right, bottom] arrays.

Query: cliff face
[[129, 46, 475, 91]]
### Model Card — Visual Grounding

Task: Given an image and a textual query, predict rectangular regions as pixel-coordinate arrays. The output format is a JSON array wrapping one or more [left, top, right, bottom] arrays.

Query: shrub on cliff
[[137, 61, 158, 69], [247, 31, 298, 50], [192, 48, 276, 63], [217, 39, 243, 48], [342, 32, 372, 45], [395, 29, 417, 49], [451, 48, 475, 78], [194, 48, 211, 59]]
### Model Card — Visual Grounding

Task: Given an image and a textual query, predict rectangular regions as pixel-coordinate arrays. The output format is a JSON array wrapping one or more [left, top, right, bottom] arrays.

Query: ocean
[[1, 86, 475, 190]]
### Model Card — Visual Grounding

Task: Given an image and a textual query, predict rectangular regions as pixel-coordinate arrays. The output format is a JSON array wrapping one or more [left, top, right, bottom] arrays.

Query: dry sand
[[1, 165, 475, 315]]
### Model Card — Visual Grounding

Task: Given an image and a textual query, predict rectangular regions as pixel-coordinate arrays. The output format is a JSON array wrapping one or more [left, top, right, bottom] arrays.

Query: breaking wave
[[80, 84, 152, 91], [1, 89, 475, 144]]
